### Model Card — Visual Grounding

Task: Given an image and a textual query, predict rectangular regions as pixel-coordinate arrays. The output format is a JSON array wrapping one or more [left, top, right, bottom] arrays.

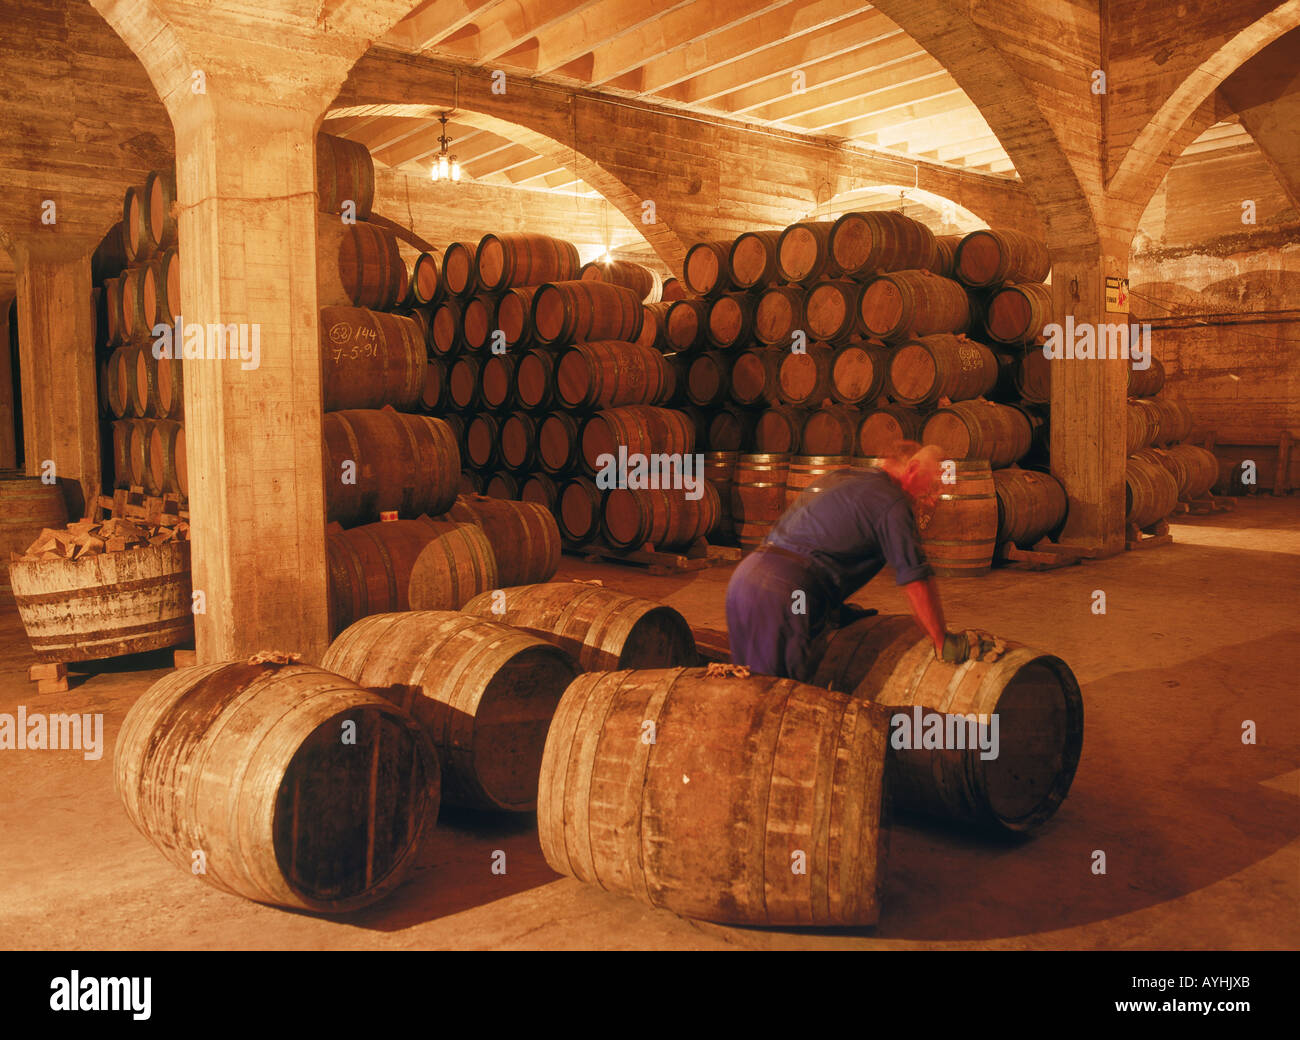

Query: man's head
[[879, 441, 944, 510]]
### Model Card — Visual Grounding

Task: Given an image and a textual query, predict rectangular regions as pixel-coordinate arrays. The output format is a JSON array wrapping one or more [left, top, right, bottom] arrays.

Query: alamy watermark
[[890, 707, 999, 760], [50, 972, 150, 1020], [594, 446, 705, 501], [152, 316, 260, 371], [1042, 317, 1151, 370], [0, 707, 103, 760]]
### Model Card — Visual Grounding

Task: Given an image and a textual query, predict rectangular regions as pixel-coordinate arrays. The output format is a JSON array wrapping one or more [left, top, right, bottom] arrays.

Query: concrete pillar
[[12, 242, 99, 517], [169, 98, 329, 664]]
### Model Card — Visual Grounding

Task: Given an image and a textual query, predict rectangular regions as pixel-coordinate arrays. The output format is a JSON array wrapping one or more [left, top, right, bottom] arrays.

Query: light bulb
[[451, 159, 461, 182], [438, 155, 449, 179], [430, 163, 440, 182]]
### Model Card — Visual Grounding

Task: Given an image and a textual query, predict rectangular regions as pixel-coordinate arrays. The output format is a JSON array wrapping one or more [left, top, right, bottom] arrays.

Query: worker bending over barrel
[[726, 441, 996, 681]]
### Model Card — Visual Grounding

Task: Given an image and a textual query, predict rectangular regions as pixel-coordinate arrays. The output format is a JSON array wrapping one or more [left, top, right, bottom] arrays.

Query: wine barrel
[[830, 340, 888, 405], [320, 306, 424, 411], [776, 221, 839, 284], [127, 418, 152, 488], [703, 450, 738, 542], [442, 242, 477, 297], [804, 279, 862, 344], [664, 299, 710, 353], [1126, 399, 1161, 454], [146, 420, 187, 497], [580, 406, 694, 474], [496, 286, 538, 349], [784, 455, 852, 508], [754, 285, 806, 347], [0, 476, 69, 603], [859, 270, 970, 342], [556, 341, 674, 409], [326, 518, 441, 635], [828, 211, 936, 278], [442, 495, 561, 587], [801, 404, 860, 455], [448, 357, 481, 410], [103, 275, 124, 348], [106, 346, 132, 418], [513, 349, 557, 411], [143, 167, 178, 255], [706, 292, 758, 349], [460, 470, 484, 495], [953, 228, 1051, 289], [888, 334, 999, 408], [11, 542, 192, 661], [729, 347, 782, 407], [992, 468, 1067, 546], [316, 132, 375, 218], [727, 230, 782, 289], [487, 472, 519, 499], [732, 453, 789, 549], [707, 404, 757, 453], [538, 412, 582, 474], [930, 234, 962, 277], [119, 266, 151, 345], [322, 407, 459, 525], [580, 259, 657, 302], [661, 277, 685, 302], [109, 420, 132, 489], [1015, 349, 1052, 405], [557, 476, 602, 546], [685, 351, 732, 407], [811, 613, 1083, 832], [461, 294, 495, 353], [985, 282, 1054, 345], [1151, 397, 1193, 446], [776, 343, 834, 408], [116, 660, 435, 911], [754, 405, 807, 454], [538, 667, 889, 925], [122, 185, 154, 263], [462, 581, 697, 671], [420, 358, 448, 413], [922, 400, 1032, 468], [497, 411, 539, 471], [477, 233, 580, 292], [1125, 456, 1179, 528], [684, 240, 734, 297], [405, 519, 499, 610], [1127, 357, 1166, 398], [520, 472, 560, 512], [464, 414, 500, 470], [324, 611, 578, 812], [479, 354, 515, 412], [532, 281, 643, 346], [915, 459, 997, 576], [857, 404, 925, 457], [430, 299, 462, 357], [637, 301, 672, 352], [1165, 443, 1218, 500], [602, 484, 721, 551], [150, 251, 181, 327], [403, 251, 441, 307], [316, 217, 406, 311], [121, 344, 157, 418]]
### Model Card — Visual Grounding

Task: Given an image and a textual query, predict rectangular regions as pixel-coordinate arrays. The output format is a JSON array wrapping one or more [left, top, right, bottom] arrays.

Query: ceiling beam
[[432, 0, 605, 65], [787, 86, 967, 136], [747, 64, 951, 127], [382, 0, 514, 53]]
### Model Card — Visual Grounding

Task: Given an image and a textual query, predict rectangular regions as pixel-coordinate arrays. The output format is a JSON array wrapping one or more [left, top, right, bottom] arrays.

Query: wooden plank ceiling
[[323, 0, 1011, 196]]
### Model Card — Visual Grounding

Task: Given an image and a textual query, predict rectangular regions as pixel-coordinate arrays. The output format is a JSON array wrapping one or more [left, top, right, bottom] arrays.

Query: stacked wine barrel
[[1124, 367, 1212, 527], [93, 168, 188, 502]]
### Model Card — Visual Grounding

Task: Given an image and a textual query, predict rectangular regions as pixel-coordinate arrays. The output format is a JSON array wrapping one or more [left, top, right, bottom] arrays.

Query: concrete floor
[[2, 498, 1297, 951]]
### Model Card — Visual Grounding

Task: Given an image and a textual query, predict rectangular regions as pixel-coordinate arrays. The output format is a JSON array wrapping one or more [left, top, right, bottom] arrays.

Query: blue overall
[[725, 470, 932, 682]]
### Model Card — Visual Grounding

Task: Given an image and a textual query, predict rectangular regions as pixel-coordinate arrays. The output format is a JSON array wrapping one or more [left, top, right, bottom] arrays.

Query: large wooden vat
[[116, 660, 436, 911], [0, 476, 69, 603], [538, 668, 891, 925]]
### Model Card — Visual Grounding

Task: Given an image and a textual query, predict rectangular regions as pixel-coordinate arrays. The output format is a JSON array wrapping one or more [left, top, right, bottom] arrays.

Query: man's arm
[[903, 576, 947, 653]]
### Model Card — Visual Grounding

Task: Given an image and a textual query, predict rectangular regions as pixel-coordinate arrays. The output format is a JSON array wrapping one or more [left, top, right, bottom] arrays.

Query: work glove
[[836, 603, 878, 627], [938, 629, 1007, 664], [939, 630, 971, 664]]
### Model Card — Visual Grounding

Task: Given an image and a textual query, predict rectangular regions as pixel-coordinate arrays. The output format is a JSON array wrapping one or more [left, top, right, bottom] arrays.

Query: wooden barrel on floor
[[538, 412, 582, 474], [11, 542, 193, 661], [727, 230, 782, 289], [322, 408, 459, 525], [985, 282, 1054, 345], [1128, 357, 1166, 398], [477, 234, 580, 292], [580, 259, 657, 302], [922, 400, 1032, 468], [754, 405, 806, 454], [442, 242, 477, 297], [556, 477, 602, 547], [326, 518, 441, 635], [828, 211, 936, 278], [703, 451, 738, 541], [707, 404, 756, 452], [0, 477, 69, 603], [1016, 349, 1052, 405], [316, 218, 406, 311], [705, 292, 757, 349], [430, 299, 462, 357], [146, 420, 187, 497], [556, 341, 673, 409], [729, 347, 781, 407], [1125, 456, 1179, 528], [602, 484, 721, 551], [784, 455, 852, 508], [776, 221, 839, 284], [495, 286, 537, 350], [801, 404, 859, 455], [954, 228, 1051, 289], [888, 335, 998, 408], [1165, 444, 1218, 500], [531, 281, 643, 346], [323, 611, 578, 812], [754, 285, 806, 346], [811, 614, 1083, 832], [857, 404, 924, 457], [580, 406, 694, 474], [684, 240, 734, 297], [804, 279, 862, 344], [442, 495, 560, 587], [663, 299, 709, 353], [916, 459, 997, 576], [776, 343, 834, 408], [514, 349, 558, 411], [992, 468, 1067, 547], [461, 294, 495, 353], [859, 270, 970, 342], [320, 306, 425, 411], [316, 132, 375, 218], [538, 668, 889, 925], [830, 339, 888, 406], [732, 453, 789, 549], [405, 520, 498, 610], [462, 582, 697, 671], [116, 660, 435, 911]]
